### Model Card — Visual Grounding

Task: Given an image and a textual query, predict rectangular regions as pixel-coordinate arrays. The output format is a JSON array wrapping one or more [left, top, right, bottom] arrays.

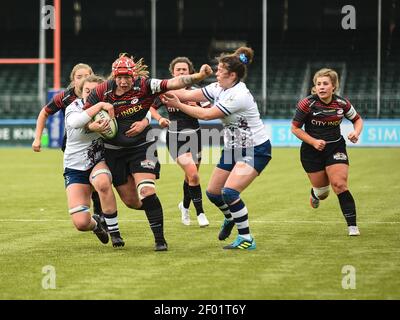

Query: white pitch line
[[0, 219, 398, 224]]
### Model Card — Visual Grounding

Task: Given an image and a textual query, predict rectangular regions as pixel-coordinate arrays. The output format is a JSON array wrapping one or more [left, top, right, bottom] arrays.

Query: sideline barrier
[[265, 119, 400, 147]]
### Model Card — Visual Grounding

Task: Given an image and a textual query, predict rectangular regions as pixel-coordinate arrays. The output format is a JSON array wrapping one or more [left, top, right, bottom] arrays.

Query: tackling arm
[[162, 93, 224, 120]]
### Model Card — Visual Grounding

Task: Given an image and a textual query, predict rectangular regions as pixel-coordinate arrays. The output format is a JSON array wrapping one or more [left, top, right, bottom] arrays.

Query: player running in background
[[63, 74, 124, 247], [162, 47, 271, 250], [33, 63, 93, 152], [84, 53, 212, 251], [151, 57, 209, 227], [291, 68, 363, 236]]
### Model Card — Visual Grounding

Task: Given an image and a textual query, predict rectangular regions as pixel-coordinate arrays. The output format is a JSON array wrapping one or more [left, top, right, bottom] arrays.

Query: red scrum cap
[[112, 55, 135, 77]]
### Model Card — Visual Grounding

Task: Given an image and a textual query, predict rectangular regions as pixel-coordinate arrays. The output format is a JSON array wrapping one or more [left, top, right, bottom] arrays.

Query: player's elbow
[[291, 124, 299, 134], [39, 108, 50, 119]]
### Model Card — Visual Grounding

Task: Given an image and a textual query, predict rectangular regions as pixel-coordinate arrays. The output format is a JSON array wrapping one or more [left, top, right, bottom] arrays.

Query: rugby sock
[[91, 191, 103, 216], [206, 192, 233, 221], [228, 199, 251, 240], [311, 188, 319, 200], [141, 194, 166, 244], [338, 190, 357, 226], [188, 184, 204, 216], [104, 211, 121, 236], [183, 181, 191, 209]]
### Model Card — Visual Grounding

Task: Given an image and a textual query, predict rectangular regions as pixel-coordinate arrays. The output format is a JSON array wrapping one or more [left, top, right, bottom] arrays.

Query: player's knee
[[330, 181, 347, 194], [221, 187, 240, 205], [187, 172, 200, 185], [139, 187, 155, 199], [95, 180, 112, 194], [69, 205, 91, 231], [206, 190, 223, 204], [313, 186, 330, 200], [91, 169, 112, 193], [74, 220, 90, 231], [137, 179, 156, 200]]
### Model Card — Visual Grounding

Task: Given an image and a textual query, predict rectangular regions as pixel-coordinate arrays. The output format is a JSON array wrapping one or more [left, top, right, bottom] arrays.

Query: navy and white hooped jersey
[[201, 81, 269, 149], [64, 99, 104, 171]]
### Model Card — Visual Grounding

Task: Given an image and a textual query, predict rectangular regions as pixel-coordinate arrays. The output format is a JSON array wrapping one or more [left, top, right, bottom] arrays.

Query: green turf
[[0, 147, 399, 300]]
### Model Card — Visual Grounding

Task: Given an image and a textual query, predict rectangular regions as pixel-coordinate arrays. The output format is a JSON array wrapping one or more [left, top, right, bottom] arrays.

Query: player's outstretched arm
[[162, 93, 223, 121], [166, 64, 213, 90]]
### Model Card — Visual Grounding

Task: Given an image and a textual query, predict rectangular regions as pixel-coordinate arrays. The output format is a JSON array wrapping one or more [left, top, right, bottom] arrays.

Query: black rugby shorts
[[166, 129, 202, 163], [300, 136, 349, 173], [105, 141, 160, 187]]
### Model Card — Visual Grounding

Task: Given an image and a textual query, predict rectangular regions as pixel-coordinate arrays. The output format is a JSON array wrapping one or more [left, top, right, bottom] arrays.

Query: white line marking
[[0, 219, 398, 224]]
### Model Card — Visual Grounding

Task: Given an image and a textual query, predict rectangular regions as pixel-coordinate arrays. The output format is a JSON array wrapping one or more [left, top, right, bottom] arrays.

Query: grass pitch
[[0, 147, 399, 300]]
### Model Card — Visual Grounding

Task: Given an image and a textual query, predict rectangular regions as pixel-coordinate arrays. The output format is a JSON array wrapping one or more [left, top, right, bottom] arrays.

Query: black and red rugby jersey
[[84, 77, 168, 147], [44, 87, 77, 116], [292, 94, 360, 142]]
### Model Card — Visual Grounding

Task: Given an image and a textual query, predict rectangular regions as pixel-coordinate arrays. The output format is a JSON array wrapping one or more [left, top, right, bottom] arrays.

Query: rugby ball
[[92, 110, 118, 139]]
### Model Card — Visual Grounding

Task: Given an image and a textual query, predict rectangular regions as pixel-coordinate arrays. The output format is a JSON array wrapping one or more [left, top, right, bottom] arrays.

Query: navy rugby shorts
[[217, 139, 272, 174], [63, 167, 92, 188]]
